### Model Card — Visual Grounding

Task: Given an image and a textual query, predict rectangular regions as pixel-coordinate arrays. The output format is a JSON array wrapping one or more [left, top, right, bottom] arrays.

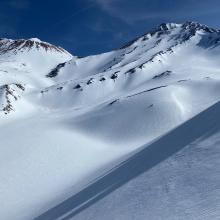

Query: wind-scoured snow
[[1, 22, 220, 220]]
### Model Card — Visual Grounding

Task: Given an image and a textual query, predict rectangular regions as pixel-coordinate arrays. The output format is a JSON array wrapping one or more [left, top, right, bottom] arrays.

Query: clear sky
[[0, 0, 220, 56]]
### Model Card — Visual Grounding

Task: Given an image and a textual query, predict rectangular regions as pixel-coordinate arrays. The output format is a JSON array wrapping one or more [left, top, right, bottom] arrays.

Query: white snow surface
[[1, 22, 220, 220]]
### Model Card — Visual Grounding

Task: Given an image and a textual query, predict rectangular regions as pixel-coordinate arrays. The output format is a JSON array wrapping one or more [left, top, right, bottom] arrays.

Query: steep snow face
[[46, 21, 220, 83], [1, 22, 220, 220]]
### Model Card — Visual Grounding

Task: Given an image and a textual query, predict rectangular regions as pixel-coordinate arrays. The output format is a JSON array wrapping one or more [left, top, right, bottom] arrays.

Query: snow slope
[[67, 101, 220, 220], [1, 22, 220, 220], [37, 100, 220, 220]]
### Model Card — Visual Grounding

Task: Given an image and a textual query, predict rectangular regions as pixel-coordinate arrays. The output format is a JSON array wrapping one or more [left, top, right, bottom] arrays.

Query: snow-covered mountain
[[0, 37, 72, 114], [1, 21, 220, 220]]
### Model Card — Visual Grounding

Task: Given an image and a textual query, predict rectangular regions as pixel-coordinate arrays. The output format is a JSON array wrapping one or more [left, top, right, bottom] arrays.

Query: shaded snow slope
[[68, 101, 220, 220], [1, 22, 220, 220], [36, 100, 220, 220]]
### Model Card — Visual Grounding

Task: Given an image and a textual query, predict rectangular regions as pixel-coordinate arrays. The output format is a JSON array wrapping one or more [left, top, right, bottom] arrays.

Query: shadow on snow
[[34, 101, 220, 220]]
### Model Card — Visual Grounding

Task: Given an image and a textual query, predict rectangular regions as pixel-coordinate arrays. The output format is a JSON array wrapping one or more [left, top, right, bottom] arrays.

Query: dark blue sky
[[0, 0, 220, 56]]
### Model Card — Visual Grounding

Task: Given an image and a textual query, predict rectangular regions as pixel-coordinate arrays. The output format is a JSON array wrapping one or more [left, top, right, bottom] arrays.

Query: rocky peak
[[158, 23, 181, 31], [181, 21, 218, 33], [0, 38, 71, 56]]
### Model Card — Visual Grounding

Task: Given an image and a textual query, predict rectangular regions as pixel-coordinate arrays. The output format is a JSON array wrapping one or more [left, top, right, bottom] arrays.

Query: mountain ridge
[[0, 37, 71, 55], [1, 21, 218, 58]]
